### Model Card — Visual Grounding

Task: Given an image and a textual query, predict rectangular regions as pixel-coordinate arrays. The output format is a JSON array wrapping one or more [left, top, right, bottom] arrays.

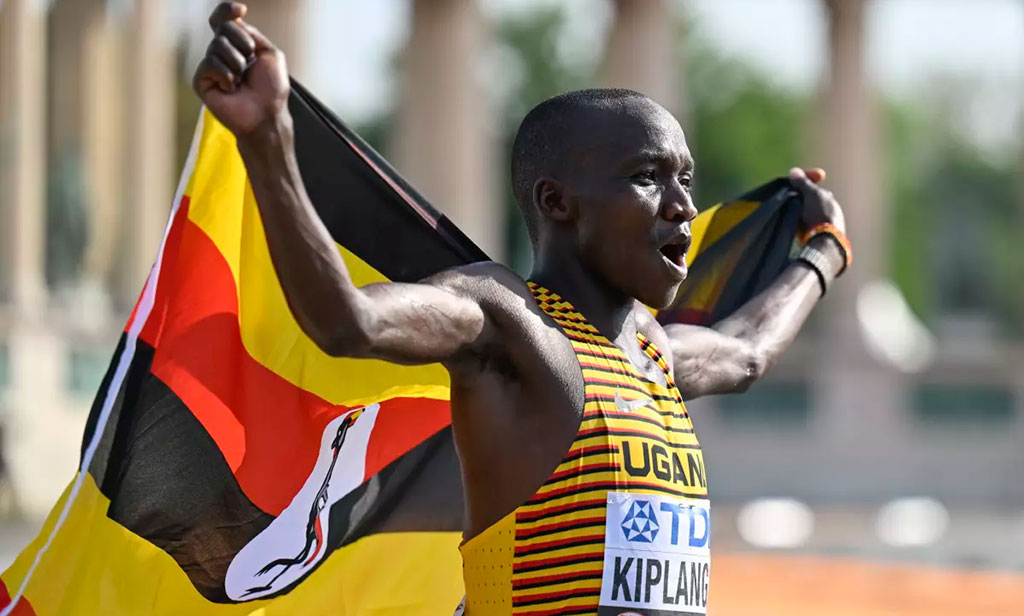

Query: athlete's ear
[[534, 176, 576, 223]]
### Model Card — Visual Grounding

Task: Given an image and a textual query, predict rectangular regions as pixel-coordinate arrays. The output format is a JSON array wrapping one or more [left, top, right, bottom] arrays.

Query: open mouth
[[659, 236, 691, 269]]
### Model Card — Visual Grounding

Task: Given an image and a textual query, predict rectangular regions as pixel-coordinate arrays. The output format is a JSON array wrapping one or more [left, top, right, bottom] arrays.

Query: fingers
[[193, 54, 237, 94], [201, 18, 260, 93], [788, 167, 813, 192], [789, 167, 826, 184], [788, 167, 844, 229], [218, 19, 256, 61], [209, 2, 246, 31], [195, 4, 283, 99], [242, 22, 276, 53], [207, 2, 274, 55], [788, 166, 834, 200], [209, 35, 248, 76]]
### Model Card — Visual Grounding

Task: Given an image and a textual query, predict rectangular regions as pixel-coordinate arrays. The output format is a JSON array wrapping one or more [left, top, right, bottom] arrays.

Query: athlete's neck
[[530, 256, 637, 347]]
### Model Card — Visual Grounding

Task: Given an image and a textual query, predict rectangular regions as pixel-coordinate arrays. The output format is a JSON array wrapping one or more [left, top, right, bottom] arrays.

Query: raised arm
[[192, 3, 490, 366], [665, 168, 848, 400]]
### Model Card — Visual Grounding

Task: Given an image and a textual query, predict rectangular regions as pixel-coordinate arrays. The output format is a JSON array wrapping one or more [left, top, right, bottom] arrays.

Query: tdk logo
[[619, 496, 709, 548], [621, 500, 660, 542]]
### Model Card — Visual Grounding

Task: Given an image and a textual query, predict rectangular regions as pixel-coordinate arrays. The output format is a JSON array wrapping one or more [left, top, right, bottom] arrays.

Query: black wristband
[[797, 244, 834, 297]]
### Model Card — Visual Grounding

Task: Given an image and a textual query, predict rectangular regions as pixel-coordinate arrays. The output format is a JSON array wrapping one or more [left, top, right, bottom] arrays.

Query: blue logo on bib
[[621, 499, 660, 543]]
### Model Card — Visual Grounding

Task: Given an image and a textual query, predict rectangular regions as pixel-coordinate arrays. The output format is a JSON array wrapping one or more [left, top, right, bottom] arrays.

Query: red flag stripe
[[141, 199, 449, 514]]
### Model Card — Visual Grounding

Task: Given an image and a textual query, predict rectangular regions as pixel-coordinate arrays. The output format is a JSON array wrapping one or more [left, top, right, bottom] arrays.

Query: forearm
[[712, 235, 845, 370], [236, 113, 367, 351], [667, 169, 849, 399], [190, 7, 489, 362]]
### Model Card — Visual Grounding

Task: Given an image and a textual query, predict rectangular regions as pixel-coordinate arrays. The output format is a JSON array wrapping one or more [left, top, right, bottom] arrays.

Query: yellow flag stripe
[[1, 476, 464, 615], [184, 111, 449, 407], [687, 200, 760, 265]]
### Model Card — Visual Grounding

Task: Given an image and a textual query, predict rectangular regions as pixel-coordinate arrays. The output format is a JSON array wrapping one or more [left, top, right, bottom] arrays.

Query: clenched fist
[[192, 2, 290, 136], [787, 167, 847, 233]]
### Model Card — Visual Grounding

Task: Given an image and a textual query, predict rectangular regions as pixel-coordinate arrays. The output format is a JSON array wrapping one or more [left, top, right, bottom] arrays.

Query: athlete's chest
[[616, 339, 671, 386], [507, 308, 711, 615]]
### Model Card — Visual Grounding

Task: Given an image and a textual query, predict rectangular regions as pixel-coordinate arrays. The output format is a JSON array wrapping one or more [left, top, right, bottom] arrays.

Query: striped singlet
[[460, 283, 711, 616]]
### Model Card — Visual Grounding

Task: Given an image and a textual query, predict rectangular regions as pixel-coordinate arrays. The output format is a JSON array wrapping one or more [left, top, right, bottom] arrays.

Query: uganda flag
[[0, 82, 802, 615], [0, 82, 485, 615], [660, 179, 803, 326]]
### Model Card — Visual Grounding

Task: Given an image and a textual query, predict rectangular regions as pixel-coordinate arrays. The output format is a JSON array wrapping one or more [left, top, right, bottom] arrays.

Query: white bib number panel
[[598, 492, 711, 616]]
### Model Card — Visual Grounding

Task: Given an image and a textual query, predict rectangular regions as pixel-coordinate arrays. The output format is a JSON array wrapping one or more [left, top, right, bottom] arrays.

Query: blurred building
[[0, 0, 1022, 556]]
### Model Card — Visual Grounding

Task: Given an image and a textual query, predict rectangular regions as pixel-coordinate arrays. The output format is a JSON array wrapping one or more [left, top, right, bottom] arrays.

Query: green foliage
[[492, 9, 810, 271], [495, 6, 592, 273], [496, 6, 591, 133], [491, 7, 1021, 333], [347, 6, 1022, 333], [685, 43, 809, 209], [883, 102, 1022, 334], [46, 148, 89, 288], [884, 101, 936, 321]]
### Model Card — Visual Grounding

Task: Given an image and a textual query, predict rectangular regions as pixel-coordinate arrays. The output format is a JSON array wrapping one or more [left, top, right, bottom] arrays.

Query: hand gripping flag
[[660, 178, 803, 327], [0, 82, 802, 615]]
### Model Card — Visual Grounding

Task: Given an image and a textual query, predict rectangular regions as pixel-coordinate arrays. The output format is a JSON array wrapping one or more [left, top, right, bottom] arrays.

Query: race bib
[[598, 492, 711, 616]]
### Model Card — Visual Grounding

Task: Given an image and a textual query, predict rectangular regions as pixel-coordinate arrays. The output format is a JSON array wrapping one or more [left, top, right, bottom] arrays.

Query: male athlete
[[194, 3, 849, 614]]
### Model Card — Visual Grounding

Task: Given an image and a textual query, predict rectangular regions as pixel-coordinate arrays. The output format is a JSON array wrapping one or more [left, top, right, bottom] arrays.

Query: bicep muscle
[[352, 280, 488, 365]]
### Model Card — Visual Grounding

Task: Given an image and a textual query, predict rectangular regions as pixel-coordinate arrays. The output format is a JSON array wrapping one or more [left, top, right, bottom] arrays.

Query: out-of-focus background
[[0, 0, 1022, 613]]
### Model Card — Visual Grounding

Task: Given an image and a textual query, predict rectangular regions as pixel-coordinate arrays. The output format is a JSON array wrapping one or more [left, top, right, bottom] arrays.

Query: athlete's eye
[[631, 169, 657, 184], [678, 174, 694, 191]]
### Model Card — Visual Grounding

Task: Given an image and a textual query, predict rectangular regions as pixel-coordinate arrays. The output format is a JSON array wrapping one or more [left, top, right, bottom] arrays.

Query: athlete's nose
[[661, 181, 698, 223]]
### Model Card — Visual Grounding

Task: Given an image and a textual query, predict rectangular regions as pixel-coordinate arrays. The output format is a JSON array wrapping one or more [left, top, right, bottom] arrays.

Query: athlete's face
[[564, 102, 698, 308]]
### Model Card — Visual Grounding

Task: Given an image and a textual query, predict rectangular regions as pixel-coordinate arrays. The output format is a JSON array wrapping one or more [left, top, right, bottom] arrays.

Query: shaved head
[[510, 88, 671, 243]]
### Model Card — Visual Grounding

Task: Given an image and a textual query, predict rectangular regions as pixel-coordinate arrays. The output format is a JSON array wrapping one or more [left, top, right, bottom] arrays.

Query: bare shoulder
[[423, 262, 569, 371], [423, 261, 533, 307], [422, 262, 541, 330]]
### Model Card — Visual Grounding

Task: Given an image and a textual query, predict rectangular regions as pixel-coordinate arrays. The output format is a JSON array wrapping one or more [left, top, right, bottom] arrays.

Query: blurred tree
[[340, 7, 584, 272], [492, 8, 808, 272], [496, 6, 593, 134], [884, 101, 1022, 335], [45, 149, 89, 289], [884, 100, 934, 321], [170, 6, 1021, 335], [491, 8, 1021, 334], [684, 41, 808, 209], [494, 5, 592, 273]]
